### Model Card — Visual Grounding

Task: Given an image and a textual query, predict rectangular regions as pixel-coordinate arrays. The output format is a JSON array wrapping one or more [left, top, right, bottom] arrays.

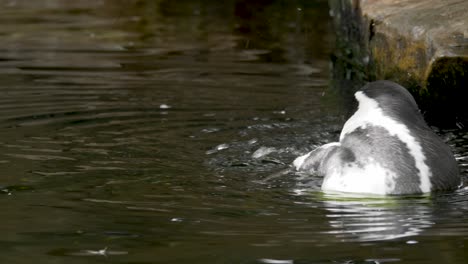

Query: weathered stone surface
[[330, 0, 468, 128]]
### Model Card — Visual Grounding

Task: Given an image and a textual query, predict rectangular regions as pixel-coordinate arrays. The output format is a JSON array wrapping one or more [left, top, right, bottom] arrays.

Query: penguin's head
[[356, 80, 426, 127]]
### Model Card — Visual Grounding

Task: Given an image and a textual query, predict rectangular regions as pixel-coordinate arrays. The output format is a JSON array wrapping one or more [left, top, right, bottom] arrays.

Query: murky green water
[[0, 1, 467, 263]]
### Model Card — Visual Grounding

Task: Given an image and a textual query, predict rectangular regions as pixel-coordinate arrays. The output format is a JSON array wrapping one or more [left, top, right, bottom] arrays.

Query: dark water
[[0, 1, 467, 263]]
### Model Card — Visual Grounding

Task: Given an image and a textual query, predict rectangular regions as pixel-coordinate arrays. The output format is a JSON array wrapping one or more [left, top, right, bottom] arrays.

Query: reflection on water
[[321, 194, 435, 242], [0, 0, 467, 264]]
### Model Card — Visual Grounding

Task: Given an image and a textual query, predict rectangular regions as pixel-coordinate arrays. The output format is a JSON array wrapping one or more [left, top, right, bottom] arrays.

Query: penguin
[[294, 80, 461, 195]]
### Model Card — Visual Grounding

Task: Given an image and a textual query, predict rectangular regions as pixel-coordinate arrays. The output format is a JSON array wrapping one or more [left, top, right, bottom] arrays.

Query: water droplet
[[206, 143, 229, 155], [216, 144, 229, 151], [69, 247, 128, 256], [252, 147, 276, 159], [273, 110, 286, 115], [248, 138, 258, 145], [258, 258, 293, 264], [201, 128, 220, 133]]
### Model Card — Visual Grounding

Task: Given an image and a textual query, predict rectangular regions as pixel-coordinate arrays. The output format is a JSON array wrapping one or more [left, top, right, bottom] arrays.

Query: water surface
[[0, 1, 467, 263]]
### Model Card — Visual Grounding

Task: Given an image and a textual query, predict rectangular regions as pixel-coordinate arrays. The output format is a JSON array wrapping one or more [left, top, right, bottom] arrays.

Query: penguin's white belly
[[321, 160, 397, 195]]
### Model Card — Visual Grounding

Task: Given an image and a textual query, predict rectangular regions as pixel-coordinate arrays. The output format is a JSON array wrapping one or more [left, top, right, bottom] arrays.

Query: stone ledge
[[329, 0, 467, 128]]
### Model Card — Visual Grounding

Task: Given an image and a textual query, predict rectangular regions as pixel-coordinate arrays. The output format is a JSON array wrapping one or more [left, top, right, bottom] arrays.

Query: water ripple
[[0, 1, 466, 264]]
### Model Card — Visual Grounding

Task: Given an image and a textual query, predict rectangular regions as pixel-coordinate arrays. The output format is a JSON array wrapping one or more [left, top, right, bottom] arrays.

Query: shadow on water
[[0, 0, 467, 264]]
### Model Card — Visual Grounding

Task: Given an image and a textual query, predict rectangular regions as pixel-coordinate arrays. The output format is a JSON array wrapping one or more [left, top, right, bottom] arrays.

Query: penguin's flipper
[[294, 142, 341, 174]]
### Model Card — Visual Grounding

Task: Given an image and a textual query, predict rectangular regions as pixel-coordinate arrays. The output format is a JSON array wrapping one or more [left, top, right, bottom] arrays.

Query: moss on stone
[[329, 0, 468, 128]]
